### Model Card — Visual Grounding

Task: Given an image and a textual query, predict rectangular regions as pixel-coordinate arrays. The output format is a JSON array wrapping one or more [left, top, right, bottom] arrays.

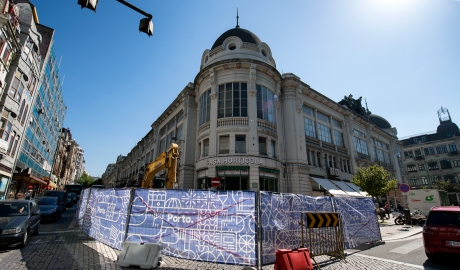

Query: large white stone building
[[105, 24, 404, 196]]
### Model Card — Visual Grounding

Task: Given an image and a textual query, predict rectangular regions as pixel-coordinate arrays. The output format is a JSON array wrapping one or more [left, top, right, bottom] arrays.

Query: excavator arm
[[141, 143, 180, 188]]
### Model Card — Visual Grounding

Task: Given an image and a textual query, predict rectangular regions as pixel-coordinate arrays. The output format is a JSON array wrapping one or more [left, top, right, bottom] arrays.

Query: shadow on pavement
[[423, 255, 460, 270]]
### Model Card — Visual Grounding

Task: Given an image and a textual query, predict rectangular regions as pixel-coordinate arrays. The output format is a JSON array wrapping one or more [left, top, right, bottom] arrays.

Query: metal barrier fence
[[77, 188, 380, 268], [300, 212, 345, 269]]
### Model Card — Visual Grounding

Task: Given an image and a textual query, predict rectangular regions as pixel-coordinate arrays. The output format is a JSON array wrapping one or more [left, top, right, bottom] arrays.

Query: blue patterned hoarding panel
[[332, 197, 381, 249], [125, 189, 257, 266], [77, 188, 89, 227], [260, 192, 333, 265], [79, 188, 131, 250]]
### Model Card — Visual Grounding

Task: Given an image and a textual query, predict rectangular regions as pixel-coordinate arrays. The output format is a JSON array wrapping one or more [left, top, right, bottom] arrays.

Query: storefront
[[11, 172, 47, 199]]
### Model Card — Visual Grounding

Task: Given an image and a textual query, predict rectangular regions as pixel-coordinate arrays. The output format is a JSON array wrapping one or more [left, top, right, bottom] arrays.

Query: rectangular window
[[413, 138, 418, 144], [203, 139, 209, 157], [428, 162, 439, 170], [318, 123, 332, 143], [444, 174, 456, 183], [219, 136, 229, 154], [333, 130, 344, 148], [217, 83, 248, 118], [0, 118, 12, 141], [270, 140, 276, 158], [421, 136, 426, 142], [353, 137, 368, 155], [304, 118, 316, 138], [429, 147, 435, 155], [317, 111, 330, 123], [432, 175, 442, 182], [450, 144, 458, 152], [384, 152, 391, 164], [302, 105, 314, 116], [407, 164, 417, 172], [353, 129, 365, 138], [377, 149, 384, 162], [424, 148, 430, 156], [440, 160, 452, 169], [1, 43, 11, 64], [331, 119, 341, 128], [256, 84, 275, 123], [235, 135, 246, 154], [414, 149, 421, 157], [418, 163, 425, 170], [436, 146, 442, 154], [410, 178, 419, 186], [421, 177, 428, 185], [200, 89, 211, 125], [259, 137, 267, 155], [454, 159, 460, 167], [442, 145, 448, 153]]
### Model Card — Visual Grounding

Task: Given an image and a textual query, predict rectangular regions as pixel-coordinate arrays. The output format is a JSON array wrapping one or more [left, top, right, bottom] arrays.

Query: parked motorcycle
[[394, 209, 426, 226]]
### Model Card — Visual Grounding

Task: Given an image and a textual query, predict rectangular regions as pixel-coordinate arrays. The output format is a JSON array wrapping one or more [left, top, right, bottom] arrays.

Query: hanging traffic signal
[[139, 18, 153, 37], [78, 0, 98, 12]]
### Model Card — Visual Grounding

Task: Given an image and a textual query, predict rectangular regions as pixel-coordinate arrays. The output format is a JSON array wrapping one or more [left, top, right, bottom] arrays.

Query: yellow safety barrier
[[300, 212, 346, 269]]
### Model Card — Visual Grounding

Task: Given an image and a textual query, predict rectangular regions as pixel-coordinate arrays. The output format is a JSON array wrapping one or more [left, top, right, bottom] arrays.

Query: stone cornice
[[194, 59, 282, 91]]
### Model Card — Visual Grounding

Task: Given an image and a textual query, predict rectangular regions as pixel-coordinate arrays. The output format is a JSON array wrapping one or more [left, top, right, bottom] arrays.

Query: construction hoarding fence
[[76, 188, 380, 268], [300, 212, 345, 269]]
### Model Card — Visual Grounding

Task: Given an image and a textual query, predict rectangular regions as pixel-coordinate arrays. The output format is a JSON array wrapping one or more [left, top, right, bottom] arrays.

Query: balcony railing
[[198, 122, 210, 133], [217, 117, 249, 128], [257, 119, 277, 133], [414, 156, 424, 160]]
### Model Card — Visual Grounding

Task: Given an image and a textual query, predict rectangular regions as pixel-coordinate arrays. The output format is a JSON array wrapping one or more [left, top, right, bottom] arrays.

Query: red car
[[423, 206, 460, 259]]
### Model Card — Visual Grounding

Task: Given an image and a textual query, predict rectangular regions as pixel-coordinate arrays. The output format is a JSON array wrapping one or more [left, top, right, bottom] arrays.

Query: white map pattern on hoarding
[[79, 188, 131, 250], [125, 189, 257, 266], [260, 192, 333, 265], [333, 197, 381, 249]]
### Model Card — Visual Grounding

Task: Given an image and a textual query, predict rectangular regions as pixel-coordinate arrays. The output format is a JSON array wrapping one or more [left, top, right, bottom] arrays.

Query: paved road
[[0, 204, 456, 269]]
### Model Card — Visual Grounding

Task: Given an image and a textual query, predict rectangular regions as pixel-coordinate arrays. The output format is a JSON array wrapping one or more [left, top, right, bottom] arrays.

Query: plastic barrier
[[274, 248, 313, 270], [117, 241, 162, 269]]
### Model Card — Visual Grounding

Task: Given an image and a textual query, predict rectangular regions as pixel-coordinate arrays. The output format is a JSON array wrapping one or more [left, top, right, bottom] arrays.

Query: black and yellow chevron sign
[[306, 213, 339, 228]]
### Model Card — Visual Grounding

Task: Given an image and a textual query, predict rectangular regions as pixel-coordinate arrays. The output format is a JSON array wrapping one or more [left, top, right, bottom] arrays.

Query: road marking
[[389, 238, 424, 254], [350, 253, 438, 269], [39, 230, 79, 234]]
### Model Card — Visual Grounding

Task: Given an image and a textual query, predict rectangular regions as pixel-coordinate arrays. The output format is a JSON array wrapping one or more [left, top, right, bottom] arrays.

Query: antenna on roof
[[365, 98, 368, 111], [236, 8, 239, 28]]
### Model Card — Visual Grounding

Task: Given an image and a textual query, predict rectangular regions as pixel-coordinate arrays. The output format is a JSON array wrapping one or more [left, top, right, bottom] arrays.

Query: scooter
[[394, 210, 426, 226]]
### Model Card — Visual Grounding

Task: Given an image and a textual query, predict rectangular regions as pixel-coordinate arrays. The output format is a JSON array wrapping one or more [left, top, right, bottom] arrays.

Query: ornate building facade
[[400, 107, 460, 204], [105, 25, 403, 196]]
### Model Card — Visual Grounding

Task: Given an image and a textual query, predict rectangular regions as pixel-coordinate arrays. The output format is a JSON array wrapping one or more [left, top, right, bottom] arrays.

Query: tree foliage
[[351, 164, 397, 198], [431, 180, 460, 192], [75, 172, 94, 189]]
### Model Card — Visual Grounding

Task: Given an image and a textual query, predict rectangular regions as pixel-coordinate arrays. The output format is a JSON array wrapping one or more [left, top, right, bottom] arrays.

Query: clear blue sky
[[31, 0, 460, 177]]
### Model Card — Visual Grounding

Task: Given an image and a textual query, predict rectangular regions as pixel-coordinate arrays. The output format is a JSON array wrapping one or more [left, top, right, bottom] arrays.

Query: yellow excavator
[[141, 143, 180, 189]]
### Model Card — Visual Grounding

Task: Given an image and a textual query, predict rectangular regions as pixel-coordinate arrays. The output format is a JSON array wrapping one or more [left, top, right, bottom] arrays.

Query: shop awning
[[13, 173, 47, 185], [311, 177, 349, 197], [344, 182, 369, 197], [48, 181, 57, 188], [332, 180, 365, 197]]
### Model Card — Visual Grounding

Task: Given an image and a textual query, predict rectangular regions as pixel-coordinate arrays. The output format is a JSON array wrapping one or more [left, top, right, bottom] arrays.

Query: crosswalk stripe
[[389, 239, 424, 254]]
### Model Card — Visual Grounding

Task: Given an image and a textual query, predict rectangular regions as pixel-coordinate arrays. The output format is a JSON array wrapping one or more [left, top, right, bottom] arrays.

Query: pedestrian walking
[[384, 202, 390, 219]]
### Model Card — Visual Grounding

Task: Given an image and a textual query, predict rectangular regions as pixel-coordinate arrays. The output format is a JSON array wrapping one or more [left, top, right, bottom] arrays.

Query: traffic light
[[78, 0, 98, 12], [139, 18, 153, 37]]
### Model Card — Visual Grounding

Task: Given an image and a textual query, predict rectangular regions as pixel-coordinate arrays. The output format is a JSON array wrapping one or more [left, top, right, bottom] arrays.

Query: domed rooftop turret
[[437, 121, 460, 138], [436, 107, 460, 138], [369, 114, 392, 129], [211, 27, 261, 50]]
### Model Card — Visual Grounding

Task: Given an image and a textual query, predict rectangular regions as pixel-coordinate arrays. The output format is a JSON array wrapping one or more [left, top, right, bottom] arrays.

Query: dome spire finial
[[236, 8, 240, 28]]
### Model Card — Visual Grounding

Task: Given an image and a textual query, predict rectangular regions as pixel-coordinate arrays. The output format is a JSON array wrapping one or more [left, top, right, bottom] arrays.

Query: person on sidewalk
[[384, 202, 390, 219]]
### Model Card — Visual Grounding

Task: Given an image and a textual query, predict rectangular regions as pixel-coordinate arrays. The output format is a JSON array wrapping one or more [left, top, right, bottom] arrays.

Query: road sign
[[399, 183, 410, 193], [211, 177, 220, 187], [305, 213, 339, 228]]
